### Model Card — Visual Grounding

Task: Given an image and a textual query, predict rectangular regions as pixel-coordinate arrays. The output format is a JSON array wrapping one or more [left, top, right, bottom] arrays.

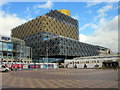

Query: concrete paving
[[1, 69, 119, 88]]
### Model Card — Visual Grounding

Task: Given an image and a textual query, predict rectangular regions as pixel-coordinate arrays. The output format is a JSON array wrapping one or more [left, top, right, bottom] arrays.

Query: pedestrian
[[74, 64, 77, 68], [28, 64, 30, 69], [84, 64, 87, 68], [113, 63, 117, 71]]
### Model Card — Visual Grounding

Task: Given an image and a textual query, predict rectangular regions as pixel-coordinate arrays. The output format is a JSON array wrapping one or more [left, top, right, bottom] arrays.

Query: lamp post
[[46, 47, 48, 69], [1, 42, 3, 64], [73, 61, 74, 68], [30, 47, 32, 64], [1, 58, 3, 64]]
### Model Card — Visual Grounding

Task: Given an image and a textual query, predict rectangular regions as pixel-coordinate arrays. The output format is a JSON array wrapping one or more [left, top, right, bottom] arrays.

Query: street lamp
[[46, 47, 48, 69], [1, 58, 3, 64]]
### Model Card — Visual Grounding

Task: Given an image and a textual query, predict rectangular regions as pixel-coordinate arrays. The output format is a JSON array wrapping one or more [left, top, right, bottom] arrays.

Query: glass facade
[[12, 44, 31, 61], [8, 43, 13, 51], [33, 57, 64, 63], [0, 51, 2, 58], [7, 52, 12, 59], [11, 10, 79, 40], [0, 36, 32, 63], [0, 42, 13, 51], [0, 42, 13, 59], [11, 10, 110, 63], [3, 42, 8, 51], [0, 42, 2, 51], [22, 32, 100, 63]]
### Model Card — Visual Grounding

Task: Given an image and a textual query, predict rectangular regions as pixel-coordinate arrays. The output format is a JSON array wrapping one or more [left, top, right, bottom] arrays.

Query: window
[[0, 51, 2, 58], [0, 42, 2, 51], [3, 43, 8, 51], [8, 43, 13, 51]]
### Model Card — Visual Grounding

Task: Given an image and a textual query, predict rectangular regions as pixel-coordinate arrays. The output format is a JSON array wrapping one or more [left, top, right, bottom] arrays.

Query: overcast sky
[[0, 1, 119, 53]]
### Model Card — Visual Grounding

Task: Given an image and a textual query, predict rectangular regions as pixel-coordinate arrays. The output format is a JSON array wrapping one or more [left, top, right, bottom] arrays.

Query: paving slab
[[1, 69, 119, 88]]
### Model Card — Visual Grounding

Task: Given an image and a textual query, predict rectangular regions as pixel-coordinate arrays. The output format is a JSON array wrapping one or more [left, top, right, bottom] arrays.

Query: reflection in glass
[[3, 43, 8, 51], [0, 42, 2, 51], [8, 43, 13, 51]]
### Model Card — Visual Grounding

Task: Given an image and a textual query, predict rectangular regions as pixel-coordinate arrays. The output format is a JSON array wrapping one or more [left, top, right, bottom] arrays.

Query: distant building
[[96, 46, 112, 55], [11, 9, 112, 63], [0, 35, 32, 64], [65, 54, 120, 68]]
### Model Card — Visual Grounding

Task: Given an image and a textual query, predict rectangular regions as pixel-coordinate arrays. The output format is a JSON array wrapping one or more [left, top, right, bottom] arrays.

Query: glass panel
[[7, 52, 12, 59], [8, 43, 13, 51], [3, 51, 7, 58], [3, 42, 8, 51], [0, 51, 2, 58], [0, 42, 2, 51]]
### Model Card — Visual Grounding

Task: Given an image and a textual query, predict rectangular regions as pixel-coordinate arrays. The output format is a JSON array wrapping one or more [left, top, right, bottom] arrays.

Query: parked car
[[0, 64, 10, 72], [9, 64, 23, 70]]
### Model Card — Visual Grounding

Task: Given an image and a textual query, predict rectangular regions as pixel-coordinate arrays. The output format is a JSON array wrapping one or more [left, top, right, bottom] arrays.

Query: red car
[[9, 64, 23, 70], [30, 65, 38, 68]]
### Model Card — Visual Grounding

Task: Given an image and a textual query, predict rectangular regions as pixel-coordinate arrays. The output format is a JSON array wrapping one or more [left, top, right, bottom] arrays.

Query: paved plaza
[[1, 69, 119, 88]]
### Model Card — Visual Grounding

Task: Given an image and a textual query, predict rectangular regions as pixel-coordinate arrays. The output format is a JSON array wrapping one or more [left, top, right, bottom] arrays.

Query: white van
[[0, 64, 9, 72]]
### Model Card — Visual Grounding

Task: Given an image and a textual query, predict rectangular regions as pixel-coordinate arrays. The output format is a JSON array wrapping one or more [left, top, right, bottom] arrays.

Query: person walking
[[113, 63, 117, 71], [84, 64, 87, 68], [74, 64, 77, 68]]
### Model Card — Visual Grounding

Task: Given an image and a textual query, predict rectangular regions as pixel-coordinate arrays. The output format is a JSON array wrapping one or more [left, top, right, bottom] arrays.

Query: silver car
[[0, 65, 9, 72]]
